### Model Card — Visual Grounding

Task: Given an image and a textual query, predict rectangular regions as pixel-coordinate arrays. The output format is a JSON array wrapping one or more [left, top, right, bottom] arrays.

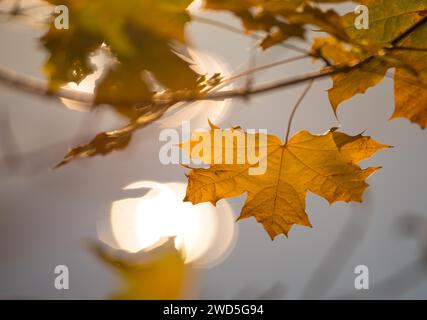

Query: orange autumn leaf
[[180, 123, 390, 239], [314, 0, 427, 128], [204, 0, 351, 49]]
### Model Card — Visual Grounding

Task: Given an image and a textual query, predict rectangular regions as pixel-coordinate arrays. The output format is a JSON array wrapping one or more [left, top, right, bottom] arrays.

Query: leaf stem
[[285, 79, 314, 144]]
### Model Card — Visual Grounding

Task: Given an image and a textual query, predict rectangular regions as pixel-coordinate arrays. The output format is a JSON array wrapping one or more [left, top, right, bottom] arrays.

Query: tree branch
[[0, 63, 343, 107], [224, 54, 308, 83], [0, 65, 93, 104]]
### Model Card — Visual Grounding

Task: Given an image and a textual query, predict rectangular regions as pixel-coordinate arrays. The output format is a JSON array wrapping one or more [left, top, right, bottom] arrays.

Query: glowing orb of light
[[109, 181, 237, 268], [60, 47, 112, 112], [157, 49, 233, 128], [60, 47, 232, 127]]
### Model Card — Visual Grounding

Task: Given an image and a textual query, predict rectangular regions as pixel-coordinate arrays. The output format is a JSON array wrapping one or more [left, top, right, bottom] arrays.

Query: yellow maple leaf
[[89, 239, 192, 300], [315, 0, 427, 128], [391, 21, 427, 128], [204, 0, 351, 49], [312, 38, 390, 112], [180, 123, 390, 239]]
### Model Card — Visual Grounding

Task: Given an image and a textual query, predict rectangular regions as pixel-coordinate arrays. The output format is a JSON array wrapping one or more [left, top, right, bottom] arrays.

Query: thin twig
[[337, 259, 427, 299], [300, 193, 374, 299], [244, 45, 257, 94], [285, 79, 314, 144], [0, 108, 21, 170], [0, 64, 93, 104], [392, 46, 427, 53], [192, 15, 313, 57], [224, 54, 308, 83]]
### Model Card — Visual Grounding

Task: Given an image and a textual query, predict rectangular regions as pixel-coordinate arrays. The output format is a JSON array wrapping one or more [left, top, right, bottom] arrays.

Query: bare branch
[[224, 54, 308, 83], [0, 63, 341, 107]]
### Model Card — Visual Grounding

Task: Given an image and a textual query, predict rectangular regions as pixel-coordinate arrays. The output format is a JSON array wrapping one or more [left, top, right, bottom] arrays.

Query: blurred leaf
[[204, 0, 351, 49], [90, 239, 191, 300], [56, 104, 170, 167], [41, 0, 199, 119]]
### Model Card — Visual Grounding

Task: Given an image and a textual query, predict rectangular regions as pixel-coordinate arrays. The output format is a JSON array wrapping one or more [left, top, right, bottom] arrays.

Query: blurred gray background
[[1, 1, 427, 299]]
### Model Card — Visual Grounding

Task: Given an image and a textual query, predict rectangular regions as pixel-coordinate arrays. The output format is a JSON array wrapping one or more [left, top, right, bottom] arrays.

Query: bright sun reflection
[[108, 181, 236, 267], [158, 49, 233, 128], [60, 46, 112, 112], [61, 47, 232, 127], [66, 3, 236, 267]]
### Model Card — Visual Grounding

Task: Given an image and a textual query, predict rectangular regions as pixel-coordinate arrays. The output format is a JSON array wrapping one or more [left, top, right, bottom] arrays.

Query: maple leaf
[[311, 37, 391, 111], [315, 0, 427, 128], [89, 239, 191, 300], [204, 0, 352, 49], [342, 0, 427, 45], [41, 0, 199, 119], [391, 19, 427, 128], [55, 103, 171, 167], [180, 123, 390, 239]]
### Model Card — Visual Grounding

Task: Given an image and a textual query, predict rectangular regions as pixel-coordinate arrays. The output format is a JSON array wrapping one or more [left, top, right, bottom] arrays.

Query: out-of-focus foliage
[[55, 104, 171, 167], [204, 0, 353, 48], [42, 0, 200, 120], [90, 239, 192, 300]]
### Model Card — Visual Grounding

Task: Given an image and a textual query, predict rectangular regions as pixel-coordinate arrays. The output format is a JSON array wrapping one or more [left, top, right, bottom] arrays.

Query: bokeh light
[[60, 47, 232, 127], [60, 46, 112, 112], [158, 49, 233, 128], [108, 181, 237, 268]]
